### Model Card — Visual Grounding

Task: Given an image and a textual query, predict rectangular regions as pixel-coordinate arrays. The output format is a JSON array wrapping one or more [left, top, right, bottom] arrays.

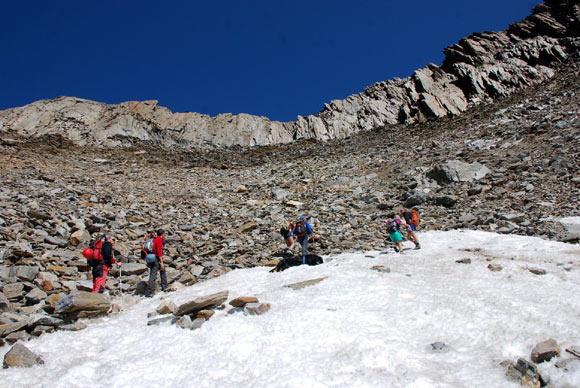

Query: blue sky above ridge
[[0, 0, 538, 121]]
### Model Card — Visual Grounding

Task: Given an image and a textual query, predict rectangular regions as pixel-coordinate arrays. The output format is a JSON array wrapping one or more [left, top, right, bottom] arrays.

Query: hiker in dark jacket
[[92, 235, 122, 293], [145, 229, 167, 297], [293, 216, 313, 264]]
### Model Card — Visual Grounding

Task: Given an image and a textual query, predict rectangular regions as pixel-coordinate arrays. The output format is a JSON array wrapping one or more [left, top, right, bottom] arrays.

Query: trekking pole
[[119, 264, 123, 296]]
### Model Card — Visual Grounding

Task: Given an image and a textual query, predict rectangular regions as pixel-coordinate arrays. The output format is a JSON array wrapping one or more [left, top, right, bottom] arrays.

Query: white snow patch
[[1, 230, 579, 388]]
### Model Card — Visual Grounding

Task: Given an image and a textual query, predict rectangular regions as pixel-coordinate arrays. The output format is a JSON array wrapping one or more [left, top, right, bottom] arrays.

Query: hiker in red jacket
[[92, 235, 122, 293], [145, 229, 167, 297]]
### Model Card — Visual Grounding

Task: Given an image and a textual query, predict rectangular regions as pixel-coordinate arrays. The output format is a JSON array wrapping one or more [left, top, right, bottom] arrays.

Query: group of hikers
[[84, 207, 421, 296], [280, 207, 421, 257], [83, 229, 167, 297]]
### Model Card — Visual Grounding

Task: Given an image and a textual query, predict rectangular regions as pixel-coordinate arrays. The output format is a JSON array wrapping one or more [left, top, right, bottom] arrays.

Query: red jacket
[[152, 236, 164, 259]]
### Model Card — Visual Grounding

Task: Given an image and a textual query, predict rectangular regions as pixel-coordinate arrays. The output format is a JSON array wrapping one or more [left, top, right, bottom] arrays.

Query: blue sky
[[1, 1, 538, 121]]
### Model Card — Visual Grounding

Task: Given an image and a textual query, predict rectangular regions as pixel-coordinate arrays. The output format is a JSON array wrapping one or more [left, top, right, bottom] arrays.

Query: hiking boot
[[394, 247, 400, 253], [414, 243, 421, 250]]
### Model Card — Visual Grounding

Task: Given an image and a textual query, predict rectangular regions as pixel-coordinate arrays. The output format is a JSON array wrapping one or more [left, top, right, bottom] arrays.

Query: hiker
[[280, 221, 295, 250], [145, 229, 167, 297], [386, 218, 411, 253], [399, 207, 421, 249], [92, 235, 122, 293], [293, 216, 313, 264]]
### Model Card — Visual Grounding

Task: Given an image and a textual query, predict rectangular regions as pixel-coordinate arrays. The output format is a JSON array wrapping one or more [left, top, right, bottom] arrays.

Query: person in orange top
[[145, 229, 167, 297]]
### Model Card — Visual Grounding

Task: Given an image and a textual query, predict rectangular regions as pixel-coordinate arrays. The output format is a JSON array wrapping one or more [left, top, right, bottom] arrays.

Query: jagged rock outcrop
[[1, 1, 579, 149]]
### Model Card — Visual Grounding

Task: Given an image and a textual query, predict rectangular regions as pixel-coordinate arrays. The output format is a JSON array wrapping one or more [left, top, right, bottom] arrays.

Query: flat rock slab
[[55, 291, 111, 313], [285, 277, 328, 290], [176, 291, 229, 316]]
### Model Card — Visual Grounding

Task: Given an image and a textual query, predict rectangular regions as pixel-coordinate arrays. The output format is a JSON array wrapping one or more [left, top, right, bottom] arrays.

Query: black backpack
[[294, 221, 307, 237], [387, 220, 399, 234]]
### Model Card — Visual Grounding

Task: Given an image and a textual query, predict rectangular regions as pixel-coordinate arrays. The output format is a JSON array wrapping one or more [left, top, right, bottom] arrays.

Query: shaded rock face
[[1, 1, 580, 149]]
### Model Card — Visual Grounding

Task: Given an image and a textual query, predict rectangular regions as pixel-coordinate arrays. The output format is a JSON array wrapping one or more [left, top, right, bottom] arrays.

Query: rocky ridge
[[1, 0, 580, 149]]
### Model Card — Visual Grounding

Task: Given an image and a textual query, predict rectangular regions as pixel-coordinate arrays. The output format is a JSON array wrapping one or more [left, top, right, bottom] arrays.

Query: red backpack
[[82, 239, 104, 267]]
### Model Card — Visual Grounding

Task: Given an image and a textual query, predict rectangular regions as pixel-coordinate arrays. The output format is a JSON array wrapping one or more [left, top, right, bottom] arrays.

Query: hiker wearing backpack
[[386, 218, 411, 253], [92, 235, 122, 293], [280, 221, 295, 250], [399, 207, 421, 250], [293, 216, 313, 264], [144, 229, 167, 297]]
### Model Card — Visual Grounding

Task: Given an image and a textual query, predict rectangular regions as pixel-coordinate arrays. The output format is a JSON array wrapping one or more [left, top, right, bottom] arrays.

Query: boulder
[[531, 339, 560, 363], [3, 343, 44, 369], [55, 291, 111, 313], [427, 160, 491, 185]]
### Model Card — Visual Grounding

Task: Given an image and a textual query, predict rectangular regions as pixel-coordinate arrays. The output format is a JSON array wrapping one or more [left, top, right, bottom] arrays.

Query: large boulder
[[3, 343, 44, 369], [427, 160, 491, 185], [55, 291, 111, 313]]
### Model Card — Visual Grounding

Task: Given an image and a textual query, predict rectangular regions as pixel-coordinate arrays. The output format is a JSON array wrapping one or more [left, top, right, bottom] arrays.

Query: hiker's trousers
[[146, 260, 167, 296], [297, 236, 309, 258]]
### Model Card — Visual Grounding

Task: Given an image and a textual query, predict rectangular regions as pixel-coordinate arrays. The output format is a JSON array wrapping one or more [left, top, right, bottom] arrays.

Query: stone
[[427, 160, 491, 184], [430, 342, 451, 353], [455, 258, 471, 264], [31, 325, 55, 337], [371, 265, 391, 273], [229, 296, 259, 308], [178, 271, 196, 286], [0, 321, 28, 337], [244, 302, 271, 316], [529, 268, 547, 276], [156, 300, 178, 315], [191, 318, 205, 330], [3, 343, 44, 368], [285, 277, 328, 290], [15, 266, 40, 282], [3, 283, 24, 299], [57, 321, 88, 331], [5, 330, 30, 344], [488, 264, 503, 272], [0, 293, 9, 312], [175, 315, 193, 329], [25, 288, 47, 304], [55, 291, 111, 313], [118, 263, 148, 276], [531, 339, 560, 363], [70, 229, 90, 246], [196, 310, 215, 320], [27, 314, 63, 328], [147, 316, 175, 326], [176, 291, 229, 316]]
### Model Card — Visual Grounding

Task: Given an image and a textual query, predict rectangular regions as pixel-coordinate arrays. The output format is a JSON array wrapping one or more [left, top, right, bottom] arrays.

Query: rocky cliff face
[[1, 0, 579, 149]]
